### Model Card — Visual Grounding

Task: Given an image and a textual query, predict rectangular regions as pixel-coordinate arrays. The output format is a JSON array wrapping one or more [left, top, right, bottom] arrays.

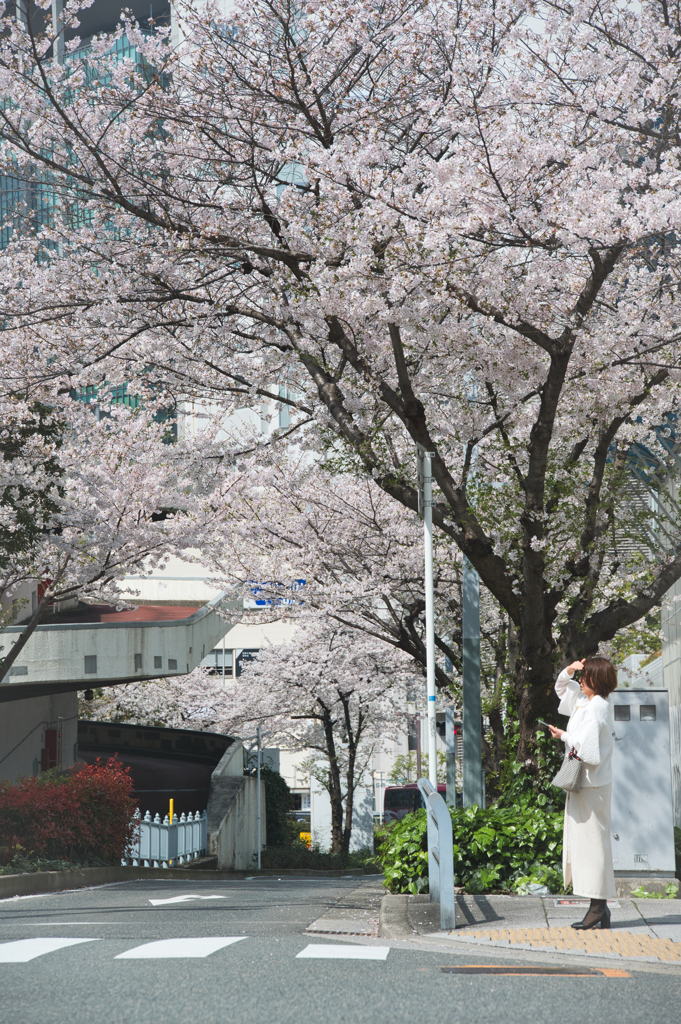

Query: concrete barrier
[[206, 742, 266, 870]]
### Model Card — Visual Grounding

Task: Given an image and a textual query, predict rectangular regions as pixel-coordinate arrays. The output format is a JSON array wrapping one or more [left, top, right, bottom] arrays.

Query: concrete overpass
[[0, 594, 236, 782]]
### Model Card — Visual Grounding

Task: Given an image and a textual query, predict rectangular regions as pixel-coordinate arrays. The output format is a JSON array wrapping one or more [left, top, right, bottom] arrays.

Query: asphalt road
[[1, 876, 680, 1024]]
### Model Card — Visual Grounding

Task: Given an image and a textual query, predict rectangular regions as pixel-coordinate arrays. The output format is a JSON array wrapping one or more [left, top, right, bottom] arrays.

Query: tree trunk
[[340, 695, 361, 857], [513, 655, 560, 765], [320, 708, 345, 854]]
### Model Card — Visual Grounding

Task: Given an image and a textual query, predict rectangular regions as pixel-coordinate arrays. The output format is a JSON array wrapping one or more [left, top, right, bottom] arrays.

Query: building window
[[154, 656, 162, 669], [168, 658, 178, 670], [134, 653, 142, 671], [84, 655, 97, 674]]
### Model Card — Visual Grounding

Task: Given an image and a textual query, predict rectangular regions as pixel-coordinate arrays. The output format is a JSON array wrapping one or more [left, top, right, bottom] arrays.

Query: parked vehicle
[[383, 782, 448, 822]]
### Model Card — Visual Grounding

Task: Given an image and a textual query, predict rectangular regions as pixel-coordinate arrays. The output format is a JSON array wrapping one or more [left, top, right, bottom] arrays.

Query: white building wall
[[663, 580, 681, 826], [310, 773, 374, 854], [0, 579, 36, 628]]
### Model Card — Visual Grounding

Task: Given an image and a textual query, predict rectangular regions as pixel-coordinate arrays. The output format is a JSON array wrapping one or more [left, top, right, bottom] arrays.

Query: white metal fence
[[122, 809, 208, 868]]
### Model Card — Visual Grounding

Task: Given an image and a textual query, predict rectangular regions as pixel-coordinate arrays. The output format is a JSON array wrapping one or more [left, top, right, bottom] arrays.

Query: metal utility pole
[[256, 725, 262, 870], [417, 447, 438, 788], [462, 557, 483, 806]]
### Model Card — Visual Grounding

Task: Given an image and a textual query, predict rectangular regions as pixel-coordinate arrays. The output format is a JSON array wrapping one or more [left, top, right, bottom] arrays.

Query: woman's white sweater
[[555, 669, 614, 787]]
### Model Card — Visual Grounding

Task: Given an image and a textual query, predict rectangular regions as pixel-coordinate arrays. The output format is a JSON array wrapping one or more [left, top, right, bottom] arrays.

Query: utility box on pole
[[610, 688, 679, 895]]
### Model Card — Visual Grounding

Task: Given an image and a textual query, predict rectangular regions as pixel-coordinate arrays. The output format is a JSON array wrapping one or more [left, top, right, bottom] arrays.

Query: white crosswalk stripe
[[148, 895, 227, 906], [296, 944, 390, 960], [115, 937, 246, 959], [0, 938, 98, 963], [0, 937, 389, 964]]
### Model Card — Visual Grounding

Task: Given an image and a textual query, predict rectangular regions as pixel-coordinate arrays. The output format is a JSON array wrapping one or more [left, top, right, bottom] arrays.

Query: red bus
[[383, 782, 448, 822]]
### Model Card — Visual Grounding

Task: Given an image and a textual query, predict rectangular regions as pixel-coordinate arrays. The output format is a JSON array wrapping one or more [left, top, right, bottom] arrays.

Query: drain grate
[[439, 965, 629, 977]]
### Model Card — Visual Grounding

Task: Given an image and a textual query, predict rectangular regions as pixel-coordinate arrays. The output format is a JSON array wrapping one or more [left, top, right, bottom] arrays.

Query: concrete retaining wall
[[0, 690, 78, 783]]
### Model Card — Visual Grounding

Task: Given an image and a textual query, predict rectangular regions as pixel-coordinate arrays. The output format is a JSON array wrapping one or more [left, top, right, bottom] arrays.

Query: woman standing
[[548, 657, 618, 930]]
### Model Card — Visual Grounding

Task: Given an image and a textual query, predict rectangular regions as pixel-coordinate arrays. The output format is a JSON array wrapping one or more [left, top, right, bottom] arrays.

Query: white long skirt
[[563, 783, 616, 900]]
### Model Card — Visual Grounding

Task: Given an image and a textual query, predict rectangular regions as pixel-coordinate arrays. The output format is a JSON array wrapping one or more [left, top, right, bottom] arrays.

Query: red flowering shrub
[[0, 757, 137, 867]]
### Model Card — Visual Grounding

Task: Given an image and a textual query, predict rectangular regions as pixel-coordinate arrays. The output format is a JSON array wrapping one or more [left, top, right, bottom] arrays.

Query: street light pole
[[256, 725, 262, 870], [417, 447, 438, 788]]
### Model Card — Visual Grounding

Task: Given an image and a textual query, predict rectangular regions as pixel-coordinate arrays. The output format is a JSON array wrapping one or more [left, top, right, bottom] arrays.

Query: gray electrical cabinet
[[611, 688, 677, 881]]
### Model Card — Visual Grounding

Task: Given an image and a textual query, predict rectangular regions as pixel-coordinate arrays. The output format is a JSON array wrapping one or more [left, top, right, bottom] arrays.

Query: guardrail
[[416, 777, 457, 930], [122, 809, 207, 868]]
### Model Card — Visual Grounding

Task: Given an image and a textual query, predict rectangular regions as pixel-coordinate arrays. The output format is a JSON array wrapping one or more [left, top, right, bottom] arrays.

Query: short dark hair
[[582, 657, 618, 698]]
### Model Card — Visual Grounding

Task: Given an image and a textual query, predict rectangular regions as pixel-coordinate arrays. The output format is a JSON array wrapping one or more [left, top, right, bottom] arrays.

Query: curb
[[0, 864, 372, 899], [379, 894, 415, 938], [249, 868, 365, 878], [0, 866, 252, 898]]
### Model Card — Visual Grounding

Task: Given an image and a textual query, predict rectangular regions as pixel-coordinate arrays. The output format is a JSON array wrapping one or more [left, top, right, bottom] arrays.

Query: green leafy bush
[[495, 720, 566, 813], [378, 805, 564, 895], [630, 883, 679, 899], [259, 843, 379, 872]]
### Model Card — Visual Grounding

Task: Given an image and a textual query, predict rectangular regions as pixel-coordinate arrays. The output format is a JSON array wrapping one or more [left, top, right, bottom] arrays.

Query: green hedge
[[378, 805, 564, 895]]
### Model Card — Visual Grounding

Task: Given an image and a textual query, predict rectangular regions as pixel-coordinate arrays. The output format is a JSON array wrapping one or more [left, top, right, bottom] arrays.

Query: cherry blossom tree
[[224, 619, 415, 854], [0, 0, 680, 762], [78, 667, 237, 732], [81, 607, 417, 854], [192, 451, 511, 772], [0, 392, 210, 679]]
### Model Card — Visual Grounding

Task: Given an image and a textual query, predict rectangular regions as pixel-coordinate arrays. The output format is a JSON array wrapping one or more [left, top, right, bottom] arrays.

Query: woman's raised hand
[[566, 660, 585, 676]]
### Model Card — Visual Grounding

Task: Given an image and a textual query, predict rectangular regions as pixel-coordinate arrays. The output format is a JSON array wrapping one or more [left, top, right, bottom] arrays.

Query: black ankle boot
[[572, 898, 609, 930]]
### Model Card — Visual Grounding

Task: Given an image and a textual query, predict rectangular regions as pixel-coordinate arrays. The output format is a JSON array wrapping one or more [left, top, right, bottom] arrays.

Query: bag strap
[[568, 746, 581, 761]]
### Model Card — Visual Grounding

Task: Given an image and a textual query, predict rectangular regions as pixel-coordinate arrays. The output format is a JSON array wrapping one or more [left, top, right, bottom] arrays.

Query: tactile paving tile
[[450, 927, 681, 963]]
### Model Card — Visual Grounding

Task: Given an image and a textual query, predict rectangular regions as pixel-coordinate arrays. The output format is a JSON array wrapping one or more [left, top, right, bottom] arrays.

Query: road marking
[[296, 944, 390, 960], [148, 894, 227, 906], [115, 937, 246, 959], [0, 938, 98, 962], [0, 894, 52, 904], [14, 922, 111, 926], [439, 965, 630, 977]]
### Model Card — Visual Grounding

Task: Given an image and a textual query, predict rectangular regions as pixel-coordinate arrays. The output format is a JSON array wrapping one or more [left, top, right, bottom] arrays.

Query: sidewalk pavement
[[288, 875, 681, 969], [382, 892, 681, 965], [306, 876, 384, 936]]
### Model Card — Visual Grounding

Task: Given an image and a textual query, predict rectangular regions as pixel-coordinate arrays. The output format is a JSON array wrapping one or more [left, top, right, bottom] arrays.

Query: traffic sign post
[[417, 777, 458, 930]]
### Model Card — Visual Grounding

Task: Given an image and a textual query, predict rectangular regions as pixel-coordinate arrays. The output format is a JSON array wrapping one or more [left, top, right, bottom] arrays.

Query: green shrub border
[[377, 804, 564, 895]]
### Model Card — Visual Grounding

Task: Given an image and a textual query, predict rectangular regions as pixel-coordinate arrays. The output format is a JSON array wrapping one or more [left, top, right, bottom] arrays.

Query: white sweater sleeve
[[563, 698, 610, 765], [555, 669, 580, 718]]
